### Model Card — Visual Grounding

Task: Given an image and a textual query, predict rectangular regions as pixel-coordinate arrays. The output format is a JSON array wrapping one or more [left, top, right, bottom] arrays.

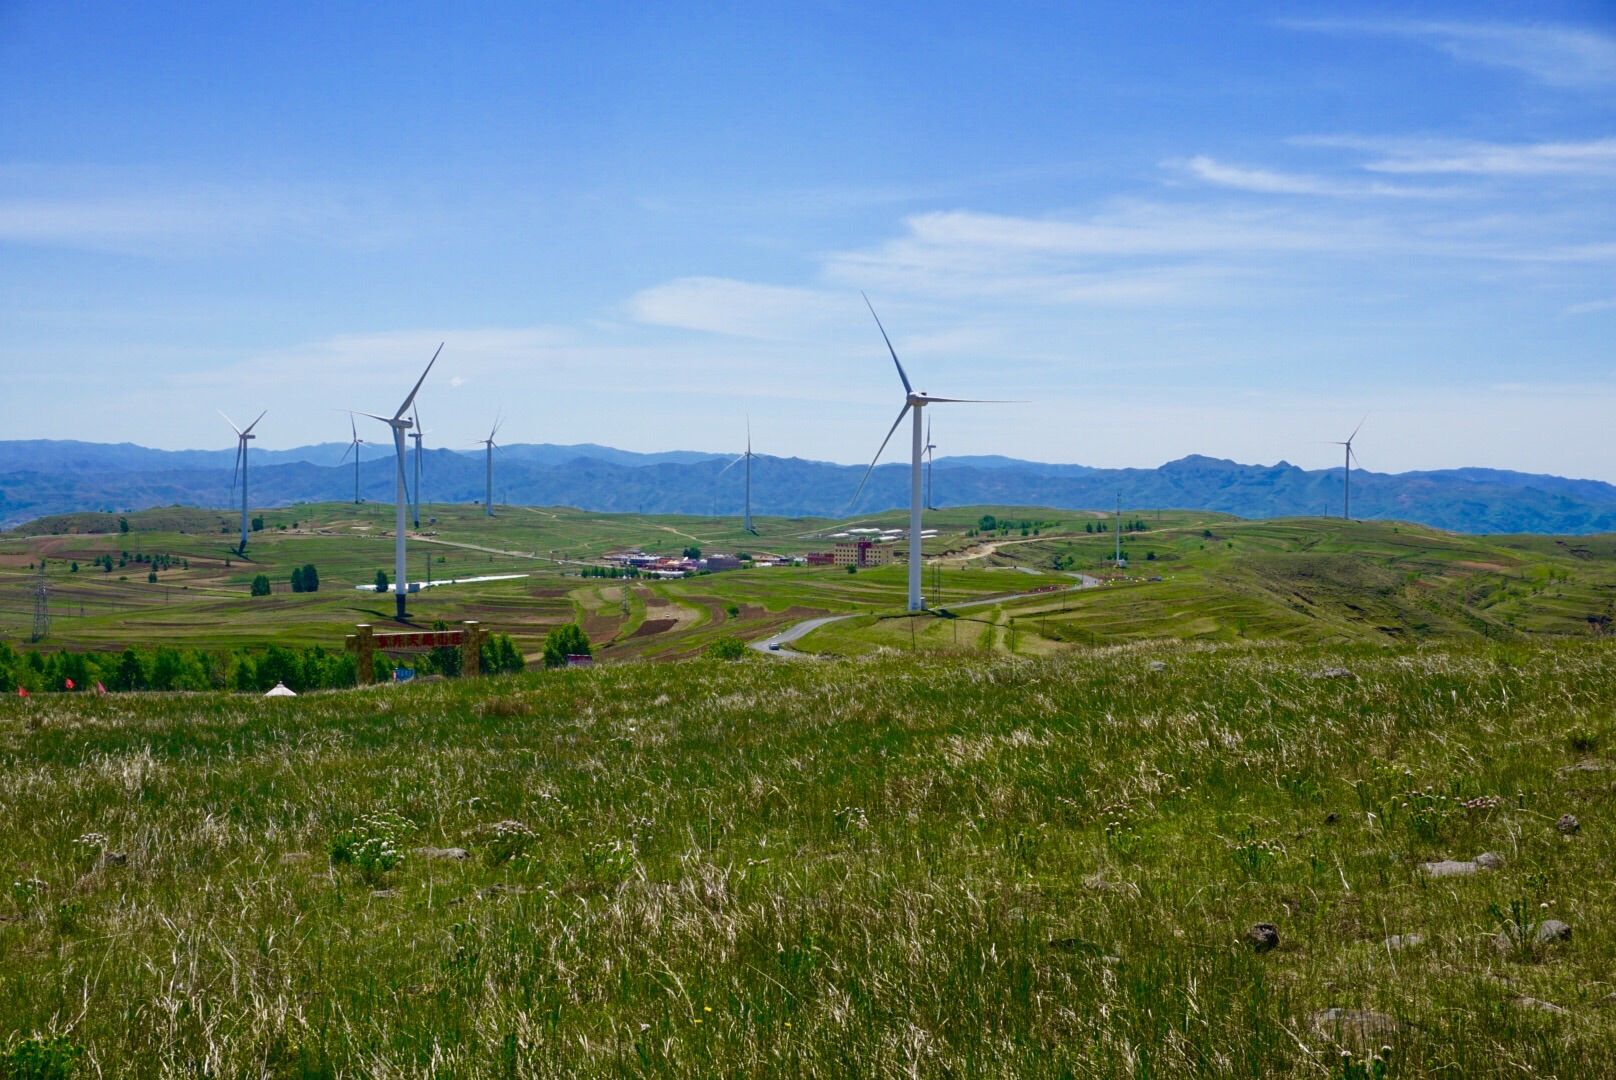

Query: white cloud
[[1281, 18, 1616, 89], [0, 165, 396, 254], [1178, 155, 1450, 197], [627, 276, 846, 338], [1300, 136, 1616, 177], [1566, 296, 1616, 315]]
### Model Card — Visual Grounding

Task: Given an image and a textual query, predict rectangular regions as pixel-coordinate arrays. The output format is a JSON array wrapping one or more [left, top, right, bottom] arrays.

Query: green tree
[[147, 570, 158, 584], [250, 574, 271, 597], [251, 516, 264, 532], [708, 636, 747, 660], [542, 623, 591, 668], [301, 564, 319, 592], [978, 514, 997, 532], [70, 561, 78, 573], [374, 569, 389, 592], [290, 567, 305, 593], [111, 649, 148, 692], [118, 516, 129, 534], [682, 545, 702, 560]]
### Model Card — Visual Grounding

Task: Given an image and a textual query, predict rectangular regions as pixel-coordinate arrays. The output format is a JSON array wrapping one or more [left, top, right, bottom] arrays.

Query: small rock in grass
[[414, 846, 470, 861], [1147, 660, 1166, 672], [279, 852, 312, 865], [1314, 666, 1355, 680], [1556, 814, 1581, 836], [1310, 1007, 1404, 1045], [1512, 995, 1568, 1015], [1383, 933, 1424, 951], [1558, 760, 1612, 776], [101, 850, 128, 868], [1421, 859, 1480, 878], [1536, 919, 1572, 944], [370, 888, 398, 899], [1245, 923, 1279, 953], [1473, 851, 1504, 870]]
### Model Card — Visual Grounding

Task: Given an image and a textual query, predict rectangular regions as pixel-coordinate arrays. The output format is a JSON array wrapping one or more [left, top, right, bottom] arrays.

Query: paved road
[[752, 574, 1102, 659]]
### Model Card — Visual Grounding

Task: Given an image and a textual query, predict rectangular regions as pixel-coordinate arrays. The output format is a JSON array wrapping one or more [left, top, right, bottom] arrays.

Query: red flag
[[96, 681, 107, 695], [64, 678, 75, 690], [17, 687, 27, 698]]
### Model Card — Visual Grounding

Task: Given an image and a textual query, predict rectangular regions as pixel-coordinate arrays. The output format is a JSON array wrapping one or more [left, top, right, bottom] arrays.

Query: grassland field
[[5, 502, 1615, 669], [4, 641, 1616, 1076]]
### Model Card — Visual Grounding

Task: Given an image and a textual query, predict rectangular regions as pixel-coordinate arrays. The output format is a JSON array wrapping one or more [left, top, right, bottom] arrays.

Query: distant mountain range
[[3, 439, 1615, 535]]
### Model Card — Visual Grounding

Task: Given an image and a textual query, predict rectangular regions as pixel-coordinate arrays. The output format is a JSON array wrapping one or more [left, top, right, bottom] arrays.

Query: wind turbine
[[355, 343, 442, 620], [849, 294, 1014, 612], [924, 417, 938, 510], [221, 409, 266, 555], [1330, 417, 1366, 520], [479, 414, 502, 517], [718, 417, 757, 533], [408, 404, 427, 529], [338, 414, 365, 504]]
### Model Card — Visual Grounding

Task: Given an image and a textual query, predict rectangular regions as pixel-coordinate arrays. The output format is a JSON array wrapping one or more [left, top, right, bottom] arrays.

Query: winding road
[[751, 574, 1102, 659]]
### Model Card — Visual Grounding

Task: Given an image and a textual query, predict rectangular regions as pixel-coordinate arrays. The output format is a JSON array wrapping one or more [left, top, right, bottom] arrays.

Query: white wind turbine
[[354, 343, 442, 621], [718, 417, 757, 534], [478, 414, 502, 517], [1330, 417, 1366, 520], [221, 409, 266, 555], [408, 404, 427, 529], [850, 294, 1015, 612], [339, 413, 365, 504], [924, 416, 938, 510]]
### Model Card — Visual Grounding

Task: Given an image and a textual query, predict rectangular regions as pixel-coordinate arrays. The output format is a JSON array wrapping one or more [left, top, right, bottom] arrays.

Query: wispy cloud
[[1176, 155, 1451, 197], [628, 277, 846, 338], [1281, 18, 1616, 89], [1298, 136, 1616, 177], [1566, 296, 1616, 315], [0, 165, 397, 255]]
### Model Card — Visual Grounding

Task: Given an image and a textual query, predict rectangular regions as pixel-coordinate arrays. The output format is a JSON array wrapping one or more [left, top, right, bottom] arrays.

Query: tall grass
[[2, 641, 1614, 1076]]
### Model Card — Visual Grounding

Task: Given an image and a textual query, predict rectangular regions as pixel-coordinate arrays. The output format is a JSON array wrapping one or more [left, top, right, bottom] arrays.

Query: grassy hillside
[[3, 642, 1616, 1075], [7, 503, 1616, 669]]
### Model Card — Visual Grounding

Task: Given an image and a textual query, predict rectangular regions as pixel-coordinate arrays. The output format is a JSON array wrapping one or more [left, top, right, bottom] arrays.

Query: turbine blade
[[919, 396, 1024, 404], [1348, 414, 1367, 443], [241, 409, 267, 435], [848, 403, 911, 508], [349, 412, 358, 441], [355, 411, 396, 426], [230, 441, 243, 499], [862, 292, 912, 395], [339, 440, 354, 465], [718, 454, 745, 477], [219, 410, 243, 436], [395, 342, 443, 419]]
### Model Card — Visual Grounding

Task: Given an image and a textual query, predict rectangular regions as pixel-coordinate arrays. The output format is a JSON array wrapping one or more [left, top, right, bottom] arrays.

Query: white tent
[[264, 682, 297, 697]]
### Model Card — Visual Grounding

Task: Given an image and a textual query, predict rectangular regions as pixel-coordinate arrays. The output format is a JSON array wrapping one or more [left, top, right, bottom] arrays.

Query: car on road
[[769, 642, 782, 651]]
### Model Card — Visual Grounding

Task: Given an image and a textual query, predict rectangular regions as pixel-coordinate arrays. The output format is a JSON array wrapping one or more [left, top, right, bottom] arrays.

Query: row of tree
[[0, 629, 532, 695]]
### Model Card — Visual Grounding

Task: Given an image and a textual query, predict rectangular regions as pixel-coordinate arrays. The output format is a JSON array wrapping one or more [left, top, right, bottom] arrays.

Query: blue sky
[[2, 2, 1613, 477]]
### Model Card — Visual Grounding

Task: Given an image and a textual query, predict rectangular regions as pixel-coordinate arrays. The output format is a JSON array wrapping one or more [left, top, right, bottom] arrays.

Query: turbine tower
[[924, 417, 938, 510], [221, 409, 266, 555], [479, 414, 502, 517], [339, 414, 365, 504], [718, 418, 757, 533], [355, 343, 442, 621], [850, 294, 1013, 613], [1330, 417, 1366, 520], [408, 404, 426, 529]]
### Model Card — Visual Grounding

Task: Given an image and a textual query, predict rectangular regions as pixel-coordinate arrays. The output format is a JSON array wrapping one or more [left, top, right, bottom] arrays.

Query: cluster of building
[[604, 549, 790, 578]]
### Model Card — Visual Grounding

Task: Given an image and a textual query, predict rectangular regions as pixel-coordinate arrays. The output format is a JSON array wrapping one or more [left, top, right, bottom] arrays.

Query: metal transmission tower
[[30, 561, 49, 641]]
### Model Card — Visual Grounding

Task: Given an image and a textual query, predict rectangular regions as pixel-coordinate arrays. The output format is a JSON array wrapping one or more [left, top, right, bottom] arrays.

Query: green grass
[[3, 641, 1616, 1075], [9, 503, 1616, 669]]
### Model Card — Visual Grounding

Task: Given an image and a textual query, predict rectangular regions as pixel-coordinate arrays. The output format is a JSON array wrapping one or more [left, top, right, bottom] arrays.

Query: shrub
[[249, 574, 271, 597], [374, 570, 389, 592], [2, 1034, 84, 1080], [330, 812, 412, 886], [708, 636, 747, 660]]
